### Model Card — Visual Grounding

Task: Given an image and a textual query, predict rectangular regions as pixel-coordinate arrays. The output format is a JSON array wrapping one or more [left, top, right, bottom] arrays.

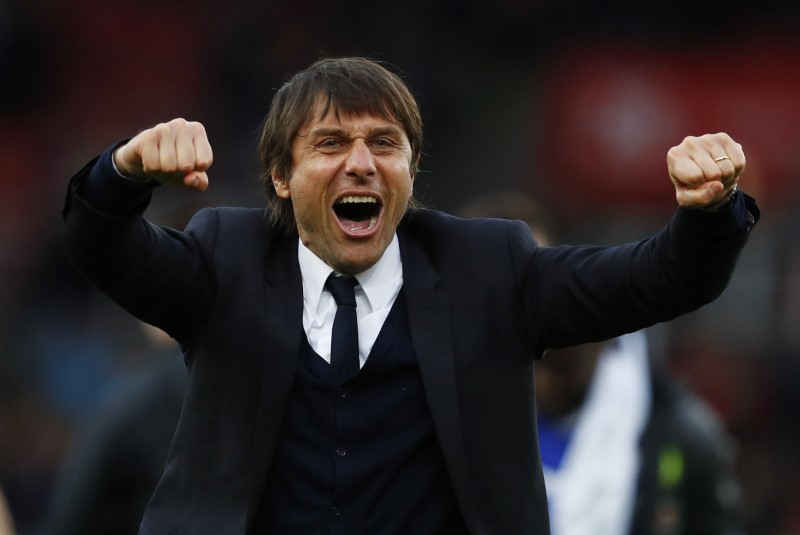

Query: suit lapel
[[246, 230, 304, 526], [398, 232, 477, 531]]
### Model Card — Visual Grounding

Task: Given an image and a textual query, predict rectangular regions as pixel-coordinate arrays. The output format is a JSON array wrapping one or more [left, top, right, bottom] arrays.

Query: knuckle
[[666, 146, 685, 162], [142, 127, 162, 143], [167, 117, 188, 134], [687, 171, 704, 184], [699, 134, 716, 148], [680, 135, 699, 148]]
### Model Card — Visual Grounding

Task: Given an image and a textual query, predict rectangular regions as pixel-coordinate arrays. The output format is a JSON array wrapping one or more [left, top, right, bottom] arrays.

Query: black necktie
[[325, 275, 359, 380]]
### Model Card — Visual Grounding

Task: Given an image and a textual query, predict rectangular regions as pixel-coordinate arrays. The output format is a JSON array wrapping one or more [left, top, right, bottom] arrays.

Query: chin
[[334, 253, 379, 275]]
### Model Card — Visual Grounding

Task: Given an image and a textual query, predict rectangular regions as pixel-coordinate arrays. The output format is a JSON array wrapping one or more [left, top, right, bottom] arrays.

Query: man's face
[[273, 102, 415, 274], [536, 343, 602, 417]]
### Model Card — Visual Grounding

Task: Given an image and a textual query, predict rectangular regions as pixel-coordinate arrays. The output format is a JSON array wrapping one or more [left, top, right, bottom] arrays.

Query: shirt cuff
[[678, 190, 758, 241], [76, 141, 160, 215]]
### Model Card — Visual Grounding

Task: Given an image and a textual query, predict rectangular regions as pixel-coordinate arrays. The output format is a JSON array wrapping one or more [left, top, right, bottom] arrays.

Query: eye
[[317, 138, 345, 153], [371, 138, 396, 151]]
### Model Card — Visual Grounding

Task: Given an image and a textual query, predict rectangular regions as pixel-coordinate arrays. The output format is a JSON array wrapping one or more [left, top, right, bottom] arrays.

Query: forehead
[[298, 96, 406, 134]]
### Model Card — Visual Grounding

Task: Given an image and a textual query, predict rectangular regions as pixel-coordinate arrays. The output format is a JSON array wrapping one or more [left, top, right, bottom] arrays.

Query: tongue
[[340, 216, 375, 232]]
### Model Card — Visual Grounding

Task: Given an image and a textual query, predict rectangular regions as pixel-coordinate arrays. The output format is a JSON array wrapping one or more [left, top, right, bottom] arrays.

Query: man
[[45, 324, 186, 535], [459, 192, 743, 534], [62, 57, 758, 534], [537, 333, 743, 535]]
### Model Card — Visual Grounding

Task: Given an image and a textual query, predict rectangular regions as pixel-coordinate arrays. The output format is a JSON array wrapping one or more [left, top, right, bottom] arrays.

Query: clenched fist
[[114, 118, 213, 192], [667, 133, 745, 211]]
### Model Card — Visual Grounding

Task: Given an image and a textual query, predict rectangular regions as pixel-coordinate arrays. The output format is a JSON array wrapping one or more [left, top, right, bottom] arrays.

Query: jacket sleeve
[[512, 192, 759, 353], [62, 146, 216, 343]]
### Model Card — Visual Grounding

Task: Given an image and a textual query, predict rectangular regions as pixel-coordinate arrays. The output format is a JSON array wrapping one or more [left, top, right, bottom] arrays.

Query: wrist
[[111, 146, 150, 182], [701, 184, 738, 213]]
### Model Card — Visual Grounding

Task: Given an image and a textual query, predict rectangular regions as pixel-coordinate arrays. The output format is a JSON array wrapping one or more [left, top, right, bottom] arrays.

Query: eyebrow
[[307, 125, 405, 139]]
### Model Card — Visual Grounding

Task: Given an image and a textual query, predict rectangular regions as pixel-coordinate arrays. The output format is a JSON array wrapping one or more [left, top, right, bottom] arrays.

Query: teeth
[[337, 196, 377, 204]]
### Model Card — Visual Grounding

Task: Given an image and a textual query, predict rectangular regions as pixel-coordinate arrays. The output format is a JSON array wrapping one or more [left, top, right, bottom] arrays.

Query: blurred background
[[1, 0, 798, 533]]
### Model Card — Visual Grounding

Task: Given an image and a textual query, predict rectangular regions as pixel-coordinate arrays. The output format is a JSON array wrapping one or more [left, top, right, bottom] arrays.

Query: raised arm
[[62, 119, 218, 342], [523, 132, 758, 352]]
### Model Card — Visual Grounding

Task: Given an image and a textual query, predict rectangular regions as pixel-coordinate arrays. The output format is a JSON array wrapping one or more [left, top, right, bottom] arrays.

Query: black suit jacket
[[62, 154, 758, 534]]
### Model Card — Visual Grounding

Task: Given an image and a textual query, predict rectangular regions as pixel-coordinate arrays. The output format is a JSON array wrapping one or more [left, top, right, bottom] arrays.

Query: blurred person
[[44, 324, 185, 535], [61, 57, 758, 533], [0, 486, 15, 535], [538, 334, 742, 535], [462, 192, 743, 534]]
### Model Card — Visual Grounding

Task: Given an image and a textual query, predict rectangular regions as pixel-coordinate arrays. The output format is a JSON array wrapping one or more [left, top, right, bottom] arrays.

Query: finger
[[689, 147, 725, 185], [711, 155, 737, 183], [667, 138, 713, 188], [668, 154, 706, 189], [702, 132, 744, 184], [182, 170, 209, 191], [175, 130, 197, 174], [675, 180, 725, 209], [140, 135, 163, 175], [720, 136, 746, 179], [158, 126, 179, 173], [192, 124, 213, 171]]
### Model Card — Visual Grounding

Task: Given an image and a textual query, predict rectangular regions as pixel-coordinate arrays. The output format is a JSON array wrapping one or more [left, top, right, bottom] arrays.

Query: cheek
[[391, 167, 414, 198], [296, 197, 332, 237], [399, 178, 414, 207]]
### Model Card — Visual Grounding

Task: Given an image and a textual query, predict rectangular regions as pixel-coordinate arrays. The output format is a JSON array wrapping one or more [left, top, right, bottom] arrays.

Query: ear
[[409, 154, 420, 184], [272, 168, 291, 199]]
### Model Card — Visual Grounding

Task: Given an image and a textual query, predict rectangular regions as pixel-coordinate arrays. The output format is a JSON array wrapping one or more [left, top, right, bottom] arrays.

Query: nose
[[344, 140, 376, 180]]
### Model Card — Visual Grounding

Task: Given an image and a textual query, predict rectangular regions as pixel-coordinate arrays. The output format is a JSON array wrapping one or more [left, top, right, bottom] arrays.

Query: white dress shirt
[[298, 236, 403, 368]]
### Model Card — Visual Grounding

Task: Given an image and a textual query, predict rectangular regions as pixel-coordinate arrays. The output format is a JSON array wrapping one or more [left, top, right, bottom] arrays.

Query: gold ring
[[714, 155, 731, 163]]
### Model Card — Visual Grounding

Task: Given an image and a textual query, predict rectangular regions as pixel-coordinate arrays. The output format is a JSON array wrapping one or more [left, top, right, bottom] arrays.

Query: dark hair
[[257, 57, 424, 231]]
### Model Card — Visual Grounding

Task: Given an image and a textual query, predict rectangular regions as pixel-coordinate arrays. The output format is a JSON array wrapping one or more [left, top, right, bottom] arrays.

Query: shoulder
[[188, 206, 269, 229], [400, 207, 535, 248], [183, 207, 295, 270], [185, 206, 280, 241], [397, 208, 542, 290]]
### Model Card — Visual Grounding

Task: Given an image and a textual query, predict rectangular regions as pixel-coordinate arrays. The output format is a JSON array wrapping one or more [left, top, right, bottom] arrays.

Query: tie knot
[[325, 275, 358, 307]]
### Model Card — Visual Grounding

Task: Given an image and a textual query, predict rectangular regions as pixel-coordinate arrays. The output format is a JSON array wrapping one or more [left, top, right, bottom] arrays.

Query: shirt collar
[[298, 235, 403, 312]]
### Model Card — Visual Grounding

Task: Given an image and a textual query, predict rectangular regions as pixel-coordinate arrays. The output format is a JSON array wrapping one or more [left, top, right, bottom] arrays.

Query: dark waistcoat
[[255, 294, 467, 534]]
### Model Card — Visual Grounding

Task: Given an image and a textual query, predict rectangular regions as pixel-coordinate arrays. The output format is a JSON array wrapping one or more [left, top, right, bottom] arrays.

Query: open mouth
[[333, 195, 382, 232]]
